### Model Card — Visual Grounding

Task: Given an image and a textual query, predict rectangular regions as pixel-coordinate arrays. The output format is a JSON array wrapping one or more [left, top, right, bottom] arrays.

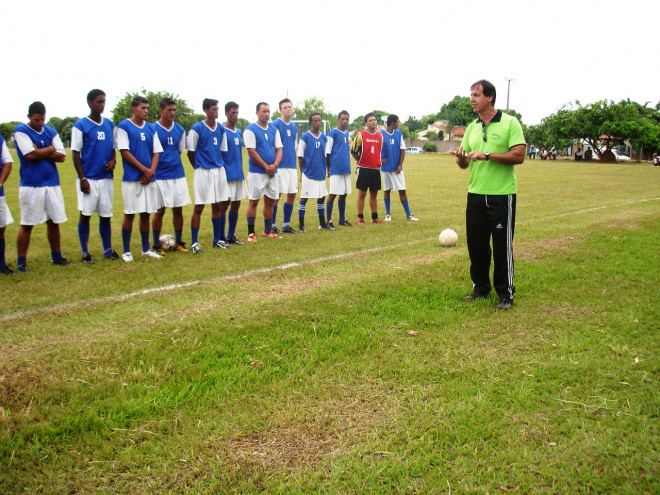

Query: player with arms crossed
[[71, 89, 119, 264], [380, 114, 419, 222], [152, 97, 192, 254], [14, 101, 72, 272], [0, 134, 15, 274], [351, 112, 385, 225], [325, 110, 353, 228], [297, 113, 331, 232], [271, 98, 299, 234], [187, 98, 231, 253], [450, 79, 526, 310], [244, 102, 283, 242], [117, 96, 163, 261]]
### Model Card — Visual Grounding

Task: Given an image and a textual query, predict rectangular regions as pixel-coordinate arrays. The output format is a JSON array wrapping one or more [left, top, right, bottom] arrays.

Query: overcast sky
[[3, 0, 657, 127]]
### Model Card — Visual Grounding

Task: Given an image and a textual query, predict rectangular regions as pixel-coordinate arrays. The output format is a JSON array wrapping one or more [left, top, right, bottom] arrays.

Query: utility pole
[[505, 77, 515, 114]]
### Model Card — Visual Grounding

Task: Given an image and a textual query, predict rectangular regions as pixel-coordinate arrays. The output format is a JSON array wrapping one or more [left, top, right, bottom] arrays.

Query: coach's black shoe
[[0, 265, 16, 276], [17, 263, 29, 273], [497, 298, 513, 310], [104, 250, 121, 260], [227, 236, 244, 245], [52, 257, 74, 266], [82, 252, 96, 265], [338, 220, 353, 227], [463, 291, 489, 301], [281, 226, 298, 234], [298, 225, 307, 233]]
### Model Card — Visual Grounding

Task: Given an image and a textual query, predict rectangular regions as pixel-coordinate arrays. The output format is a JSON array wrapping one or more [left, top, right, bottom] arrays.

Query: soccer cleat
[[17, 263, 29, 273], [319, 223, 335, 231], [52, 257, 74, 266], [298, 225, 307, 233], [213, 240, 230, 249], [327, 221, 337, 230], [104, 250, 121, 260], [227, 236, 244, 245], [142, 249, 163, 259], [339, 220, 353, 227], [0, 265, 16, 276], [175, 242, 189, 253], [122, 252, 133, 262], [263, 230, 282, 239], [153, 244, 168, 256], [463, 291, 489, 301], [407, 215, 420, 221], [497, 298, 513, 310], [371, 218, 385, 224], [384, 215, 392, 222], [281, 226, 298, 234], [81, 252, 96, 265], [357, 218, 366, 225], [247, 233, 258, 243], [272, 227, 280, 234], [191, 242, 204, 254]]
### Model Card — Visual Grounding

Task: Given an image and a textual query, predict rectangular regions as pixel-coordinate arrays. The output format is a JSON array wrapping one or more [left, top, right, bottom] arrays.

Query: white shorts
[[329, 173, 352, 196], [77, 178, 114, 217], [382, 170, 406, 191], [277, 168, 298, 195], [300, 174, 328, 199], [19, 186, 67, 225], [122, 181, 160, 214], [228, 180, 248, 202], [193, 167, 229, 205], [248, 172, 279, 200], [155, 177, 192, 208], [0, 196, 14, 228]]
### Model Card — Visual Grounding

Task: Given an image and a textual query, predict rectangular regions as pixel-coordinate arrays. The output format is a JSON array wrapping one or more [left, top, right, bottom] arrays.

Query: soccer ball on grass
[[159, 234, 177, 252], [438, 229, 458, 247]]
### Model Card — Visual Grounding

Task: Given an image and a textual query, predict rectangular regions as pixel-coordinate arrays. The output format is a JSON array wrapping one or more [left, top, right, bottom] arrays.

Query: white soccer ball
[[159, 234, 177, 252], [439, 229, 458, 247]]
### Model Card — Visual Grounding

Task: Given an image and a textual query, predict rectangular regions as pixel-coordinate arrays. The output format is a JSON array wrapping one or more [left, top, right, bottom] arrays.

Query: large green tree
[[112, 90, 201, 131], [436, 96, 475, 139], [46, 116, 79, 144]]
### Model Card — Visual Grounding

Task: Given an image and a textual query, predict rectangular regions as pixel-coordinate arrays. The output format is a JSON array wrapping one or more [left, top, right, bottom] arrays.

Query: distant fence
[[407, 139, 460, 153]]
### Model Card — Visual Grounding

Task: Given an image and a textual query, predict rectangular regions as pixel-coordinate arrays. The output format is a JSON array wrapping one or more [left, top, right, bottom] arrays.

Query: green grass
[[1, 153, 659, 493]]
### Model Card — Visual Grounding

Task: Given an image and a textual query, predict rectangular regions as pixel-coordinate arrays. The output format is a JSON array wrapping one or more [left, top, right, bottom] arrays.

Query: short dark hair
[[131, 96, 149, 109], [203, 98, 218, 110], [225, 101, 239, 113], [387, 114, 399, 127], [471, 79, 497, 106], [159, 97, 176, 109], [309, 113, 322, 124], [256, 102, 269, 112], [338, 110, 349, 119], [279, 98, 292, 109], [28, 101, 46, 116], [364, 112, 376, 123], [86, 89, 105, 103]]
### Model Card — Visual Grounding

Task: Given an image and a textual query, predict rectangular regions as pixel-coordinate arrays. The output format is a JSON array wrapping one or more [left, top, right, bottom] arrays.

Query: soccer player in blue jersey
[[325, 110, 353, 228], [244, 102, 283, 242], [152, 97, 192, 254], [380, 114, 419, 222], [0, 135, 15, 275], [71, 89, 119, 264], [220, 101, 247, 245], [14, 102, 72, 272], [297, 113, 330, 232], [117, 96, 163, 262], [187, 98, 230, 253], [271, 98, 299, 234]]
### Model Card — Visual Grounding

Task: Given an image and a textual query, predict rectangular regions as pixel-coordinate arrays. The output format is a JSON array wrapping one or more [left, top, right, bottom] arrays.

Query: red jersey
[[352, 130, 383, 169]]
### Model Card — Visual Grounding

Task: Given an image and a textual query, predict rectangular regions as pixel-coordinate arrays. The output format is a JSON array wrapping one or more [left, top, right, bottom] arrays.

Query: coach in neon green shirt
[[451, 79, 526, 310]]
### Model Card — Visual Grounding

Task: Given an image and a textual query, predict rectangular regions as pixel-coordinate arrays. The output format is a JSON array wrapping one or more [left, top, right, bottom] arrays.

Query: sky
[[2, 0, 658, 127]]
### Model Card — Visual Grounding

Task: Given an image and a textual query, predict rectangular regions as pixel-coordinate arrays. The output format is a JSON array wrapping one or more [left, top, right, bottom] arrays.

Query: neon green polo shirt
[[461, 111, 525, 195]]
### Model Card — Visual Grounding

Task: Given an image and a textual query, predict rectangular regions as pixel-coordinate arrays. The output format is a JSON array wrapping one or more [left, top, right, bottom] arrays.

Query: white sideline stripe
[[3, 196, 659, 323]]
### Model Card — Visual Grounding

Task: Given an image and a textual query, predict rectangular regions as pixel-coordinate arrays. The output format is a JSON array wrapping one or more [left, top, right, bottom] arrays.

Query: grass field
[[1, 152, 659, 494]]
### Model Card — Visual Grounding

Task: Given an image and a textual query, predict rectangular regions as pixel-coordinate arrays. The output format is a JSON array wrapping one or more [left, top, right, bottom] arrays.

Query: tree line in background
[[1, 91, 658, 159]]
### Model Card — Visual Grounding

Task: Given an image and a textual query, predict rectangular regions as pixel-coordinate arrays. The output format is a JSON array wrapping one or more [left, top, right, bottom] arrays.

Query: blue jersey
[[71, 117, 115, 180], [154, 122, 186, 180], [14, 123, 62, 187], [325, 128, 351, 176], [298, 131, 327, 181], [245, 123, 280, 174], [380, 129, 405, 173], [270, 118, 298, 169], [187, 121, 225, 170], [117, 119, 162, 182], [221, 127, 245, 181]]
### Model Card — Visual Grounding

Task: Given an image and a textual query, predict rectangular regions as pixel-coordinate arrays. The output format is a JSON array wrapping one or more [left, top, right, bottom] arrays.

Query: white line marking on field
[[3, 196, 658, 323]]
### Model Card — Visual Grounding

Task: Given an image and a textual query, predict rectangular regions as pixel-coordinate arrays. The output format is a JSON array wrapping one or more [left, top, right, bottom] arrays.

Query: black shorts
[[356, 167, 381, 192]]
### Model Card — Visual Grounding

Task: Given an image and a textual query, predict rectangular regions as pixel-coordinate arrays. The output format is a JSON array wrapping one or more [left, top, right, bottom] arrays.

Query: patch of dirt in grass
[[516, 235, 586, 262]]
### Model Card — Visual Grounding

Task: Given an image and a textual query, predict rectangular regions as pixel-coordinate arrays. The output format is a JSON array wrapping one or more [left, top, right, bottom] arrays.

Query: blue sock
[[247, 216, 256, 235], [99, 217, 112, 255], [401, 199, 411, 217], [282, 202, 293, 227], [17, 255, 27, 267], [219, 214, 227, 240], [338, 199, 346, 223], [264, 218, 272, 234], [122, 229, 132, 254], [212, 217, 222, 243], [140, 231, 150, 252], [0, 238, 6, 269], [227, 211, 238, 239], [191, 227, 200, 245], [152, 229, 161, 246], [78, 222, 90, 254], [51, 250, 63, 262], [272, 204, 278, 228], [298, 201, 306, 221], [326, 200, 334, 222], [384, 197, 391, 216], [174, 228, 183, 245]]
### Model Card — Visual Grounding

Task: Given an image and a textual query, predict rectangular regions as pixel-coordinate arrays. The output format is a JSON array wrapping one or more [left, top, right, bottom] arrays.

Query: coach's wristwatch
[[484, 152, 490, 161]]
